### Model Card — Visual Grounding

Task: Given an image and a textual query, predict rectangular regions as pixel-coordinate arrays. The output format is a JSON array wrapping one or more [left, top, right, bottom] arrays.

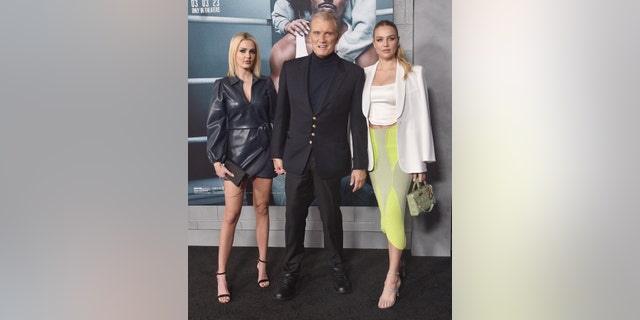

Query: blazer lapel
[[294, 55, 313, 113], [362, 61, 378, 120], [395, 61, 406, 118]]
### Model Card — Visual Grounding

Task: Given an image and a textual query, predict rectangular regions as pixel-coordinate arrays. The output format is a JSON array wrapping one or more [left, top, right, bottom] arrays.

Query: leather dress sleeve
[[206, 79, 227, 164]]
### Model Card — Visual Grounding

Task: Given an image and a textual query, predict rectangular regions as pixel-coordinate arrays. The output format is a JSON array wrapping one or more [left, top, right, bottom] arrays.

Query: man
[[271, 11, 368, 301], [270, 0, 377, 91]]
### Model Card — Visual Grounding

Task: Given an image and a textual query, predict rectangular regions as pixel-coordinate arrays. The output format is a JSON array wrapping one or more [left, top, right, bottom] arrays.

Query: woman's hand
[[412, 172, 426, 183], [213, 162, 233, 179]]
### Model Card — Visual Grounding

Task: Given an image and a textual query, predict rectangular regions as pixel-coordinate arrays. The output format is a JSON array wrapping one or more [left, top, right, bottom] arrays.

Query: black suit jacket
[[271, 54, 368, 179]]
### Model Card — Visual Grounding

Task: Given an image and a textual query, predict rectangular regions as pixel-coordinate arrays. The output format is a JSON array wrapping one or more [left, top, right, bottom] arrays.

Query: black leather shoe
[[330, 267, 352, 294], [274, 273, 297, 300]]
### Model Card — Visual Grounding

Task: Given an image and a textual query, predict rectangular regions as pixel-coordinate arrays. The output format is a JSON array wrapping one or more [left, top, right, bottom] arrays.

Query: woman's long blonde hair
[[374, 20, 412, 80], [227, 32, 261, 78]]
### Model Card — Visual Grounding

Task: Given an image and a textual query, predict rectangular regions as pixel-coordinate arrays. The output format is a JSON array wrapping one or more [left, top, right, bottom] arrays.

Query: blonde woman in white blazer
[[362, 20, 436, 309]]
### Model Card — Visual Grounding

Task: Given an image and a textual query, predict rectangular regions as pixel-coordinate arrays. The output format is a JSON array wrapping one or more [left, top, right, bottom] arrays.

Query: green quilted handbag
[[406, 181, 435, 216]]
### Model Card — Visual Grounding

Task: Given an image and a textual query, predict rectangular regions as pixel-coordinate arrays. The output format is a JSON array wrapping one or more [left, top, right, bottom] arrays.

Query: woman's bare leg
[[216, 180, 245, 303], [252, 177, 272, 287]]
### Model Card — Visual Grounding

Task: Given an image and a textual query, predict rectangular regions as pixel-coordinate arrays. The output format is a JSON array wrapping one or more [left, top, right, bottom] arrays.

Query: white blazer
[[362, 61, 436, 173]]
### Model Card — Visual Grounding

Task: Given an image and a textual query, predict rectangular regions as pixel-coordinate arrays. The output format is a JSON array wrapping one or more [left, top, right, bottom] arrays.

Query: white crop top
[[368, 83, 397, 125]]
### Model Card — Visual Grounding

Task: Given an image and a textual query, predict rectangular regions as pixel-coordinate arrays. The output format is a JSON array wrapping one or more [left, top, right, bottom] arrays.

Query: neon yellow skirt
[[369, 126, 411, 250]]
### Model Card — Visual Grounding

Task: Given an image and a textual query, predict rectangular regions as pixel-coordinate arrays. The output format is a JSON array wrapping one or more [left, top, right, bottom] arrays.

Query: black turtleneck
[[308, 52, 338, 113]]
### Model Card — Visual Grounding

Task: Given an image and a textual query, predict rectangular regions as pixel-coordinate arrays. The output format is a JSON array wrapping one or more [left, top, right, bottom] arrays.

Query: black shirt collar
[[310, 52, 338, 65], [229, 74, 258, 85]]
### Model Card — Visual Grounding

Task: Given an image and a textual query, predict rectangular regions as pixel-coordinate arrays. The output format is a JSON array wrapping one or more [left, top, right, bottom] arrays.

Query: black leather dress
[[206, 75, 277, 178]]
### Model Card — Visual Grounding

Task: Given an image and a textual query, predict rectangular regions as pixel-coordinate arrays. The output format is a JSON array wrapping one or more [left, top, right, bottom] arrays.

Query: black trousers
[[282, 153, 345, 275]]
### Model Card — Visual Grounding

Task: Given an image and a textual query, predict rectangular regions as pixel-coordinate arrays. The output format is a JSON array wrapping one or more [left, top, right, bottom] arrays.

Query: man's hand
[[273, 158, 286, 175], [349, 169, 367, 192]]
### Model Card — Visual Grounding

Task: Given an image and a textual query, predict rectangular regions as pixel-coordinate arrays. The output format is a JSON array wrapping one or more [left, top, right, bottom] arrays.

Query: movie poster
[[188, 0, 394, 206]]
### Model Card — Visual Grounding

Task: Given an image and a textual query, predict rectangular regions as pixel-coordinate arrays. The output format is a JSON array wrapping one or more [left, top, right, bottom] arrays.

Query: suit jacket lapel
[[362, 61, 378, 119], [296, 55, 312, 113]]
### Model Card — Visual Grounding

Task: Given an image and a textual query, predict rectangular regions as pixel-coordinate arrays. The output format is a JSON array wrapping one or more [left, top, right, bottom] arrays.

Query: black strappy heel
[[257, 258, 270, 288], [216, 271, 231, 303]]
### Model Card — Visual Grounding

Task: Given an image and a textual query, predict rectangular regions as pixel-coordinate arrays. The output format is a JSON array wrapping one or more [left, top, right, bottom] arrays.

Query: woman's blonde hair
[[374, 20, 413, 80], [227, 32, 261, 78]]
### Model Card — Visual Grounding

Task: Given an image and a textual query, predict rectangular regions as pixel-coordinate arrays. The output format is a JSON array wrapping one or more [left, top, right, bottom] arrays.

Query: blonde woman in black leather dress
[[206, 32, 277, 303]]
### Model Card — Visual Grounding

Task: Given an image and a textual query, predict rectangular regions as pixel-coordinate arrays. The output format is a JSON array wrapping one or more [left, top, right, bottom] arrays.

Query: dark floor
[[189, 246, 451, 320]]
